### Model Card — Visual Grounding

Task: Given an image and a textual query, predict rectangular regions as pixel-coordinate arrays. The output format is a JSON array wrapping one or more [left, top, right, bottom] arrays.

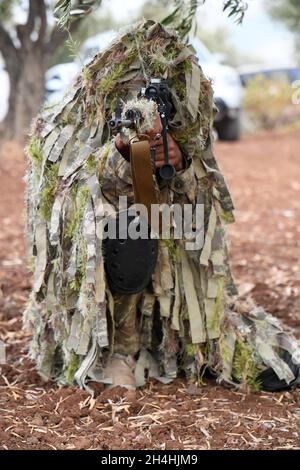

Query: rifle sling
[[130, 139, 158, 227]]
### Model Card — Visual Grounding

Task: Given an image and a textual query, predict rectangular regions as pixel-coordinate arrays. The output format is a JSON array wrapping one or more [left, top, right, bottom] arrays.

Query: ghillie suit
[[24, 20, 300, 393]]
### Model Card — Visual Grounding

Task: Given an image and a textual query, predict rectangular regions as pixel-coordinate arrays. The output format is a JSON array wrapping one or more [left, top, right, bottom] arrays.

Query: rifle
[[104, 79, 177, 294], [109, 78, 176, 181]]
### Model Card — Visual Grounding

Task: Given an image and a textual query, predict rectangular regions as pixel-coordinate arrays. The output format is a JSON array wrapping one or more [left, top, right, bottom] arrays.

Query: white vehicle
[[238, 63, 300, 86], [190, 38, 242, 140], [44, 32, 116, 105], [44, 62, 80, 105]]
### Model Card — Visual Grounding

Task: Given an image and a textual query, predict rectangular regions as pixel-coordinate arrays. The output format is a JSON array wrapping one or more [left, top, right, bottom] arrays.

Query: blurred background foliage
[[243, 76, 300, 131]]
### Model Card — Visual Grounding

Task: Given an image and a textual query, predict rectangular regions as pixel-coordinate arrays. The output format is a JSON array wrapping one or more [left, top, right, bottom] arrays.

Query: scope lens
[[146, 86, 158, 98], [159, 164, 176, 180]]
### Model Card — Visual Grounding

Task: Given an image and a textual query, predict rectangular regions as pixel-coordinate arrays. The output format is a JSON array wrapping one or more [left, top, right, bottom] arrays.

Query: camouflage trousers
[[113, 292, 142, 356]]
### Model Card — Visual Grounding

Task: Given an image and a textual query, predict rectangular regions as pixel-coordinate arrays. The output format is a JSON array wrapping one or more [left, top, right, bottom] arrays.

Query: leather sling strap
[[130, 139, 159, 227]]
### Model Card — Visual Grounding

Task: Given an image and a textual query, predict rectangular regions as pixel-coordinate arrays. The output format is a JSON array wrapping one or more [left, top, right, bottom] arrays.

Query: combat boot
[[103, 353, 136, 390]]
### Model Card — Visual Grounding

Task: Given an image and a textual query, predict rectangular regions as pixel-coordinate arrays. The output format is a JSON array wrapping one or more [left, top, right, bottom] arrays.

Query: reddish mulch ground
[[0, 131, 300, 450]]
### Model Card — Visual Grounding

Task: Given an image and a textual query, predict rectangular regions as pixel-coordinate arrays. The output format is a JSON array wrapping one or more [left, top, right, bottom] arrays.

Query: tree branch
[[16, 0, 40, 45], [37, 0, 47, 44], [25, 0, 37, 35], [0, 23, 18, 63]]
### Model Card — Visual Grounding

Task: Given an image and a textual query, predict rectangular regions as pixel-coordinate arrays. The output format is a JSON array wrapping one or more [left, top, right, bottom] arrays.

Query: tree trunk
[[1, 48, 47, 146], [0, 0, 81, 150]]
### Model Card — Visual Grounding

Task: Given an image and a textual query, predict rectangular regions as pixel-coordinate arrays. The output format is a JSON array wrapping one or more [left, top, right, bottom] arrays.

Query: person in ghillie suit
[[24, 20, 300, 394]]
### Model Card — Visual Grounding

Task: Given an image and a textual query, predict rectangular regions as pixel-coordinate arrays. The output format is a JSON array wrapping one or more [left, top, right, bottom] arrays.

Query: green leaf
[[54, 0, 102, 28], [162, 0, 200, 39], [161, 6, 181, 26], [223, 0, 248, 24]]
